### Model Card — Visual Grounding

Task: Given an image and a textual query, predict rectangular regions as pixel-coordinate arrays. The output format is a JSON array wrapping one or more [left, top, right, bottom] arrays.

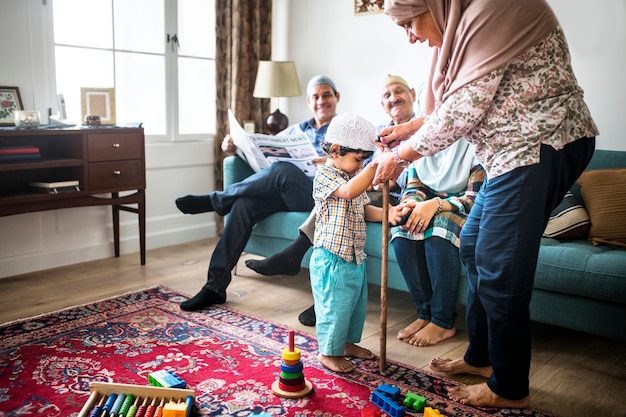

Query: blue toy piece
[[148, 370, 187, 389], [403, 392, 426, 411], [375, 384, 401, 401], [249, 413, 272, 417], [371, 390, 405, 417]]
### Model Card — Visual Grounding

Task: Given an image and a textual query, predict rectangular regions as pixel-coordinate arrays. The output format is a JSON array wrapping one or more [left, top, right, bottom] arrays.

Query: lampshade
[[253, 61, 302, 135], [253, 61, 302, 98]]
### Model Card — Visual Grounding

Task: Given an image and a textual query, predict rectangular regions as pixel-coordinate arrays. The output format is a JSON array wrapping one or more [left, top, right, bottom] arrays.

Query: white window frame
[[44, 0, 216, 144]]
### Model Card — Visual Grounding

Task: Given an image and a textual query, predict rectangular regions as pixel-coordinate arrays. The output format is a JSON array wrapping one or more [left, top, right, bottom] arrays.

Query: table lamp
[[253, 61, 302, 135]]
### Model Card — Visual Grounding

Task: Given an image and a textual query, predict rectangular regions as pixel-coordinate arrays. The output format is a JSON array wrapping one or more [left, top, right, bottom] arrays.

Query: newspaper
[[228, 109, 318, 177]]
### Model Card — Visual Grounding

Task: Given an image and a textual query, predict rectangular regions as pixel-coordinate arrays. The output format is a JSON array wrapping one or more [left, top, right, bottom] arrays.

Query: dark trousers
[[459, 138, 595, 400], [203, 162, 314, 299], [392, 236, 460, 329]]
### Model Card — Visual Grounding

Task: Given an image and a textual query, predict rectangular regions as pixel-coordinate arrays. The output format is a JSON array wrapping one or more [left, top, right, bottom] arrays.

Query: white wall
[[0, 0, 216, 278], [283, 0, 626, 152], [0, 0, 624, 278]]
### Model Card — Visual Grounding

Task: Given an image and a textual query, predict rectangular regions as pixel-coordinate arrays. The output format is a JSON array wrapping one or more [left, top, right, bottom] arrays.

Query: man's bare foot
[[397, 318, 428, 340], [448, 383, 530, 408], [406, 323, 456, 347], [344, 343, 376, 359], [429, 357, 492, 378], [318, 354, 355, 373]]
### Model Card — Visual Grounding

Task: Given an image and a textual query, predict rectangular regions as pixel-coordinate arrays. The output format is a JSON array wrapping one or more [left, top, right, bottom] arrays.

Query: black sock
[[298, 304, 316, 326], [245, 232, 312, 276], [175, 194, 214, 214], [180, 287, 225, 311]]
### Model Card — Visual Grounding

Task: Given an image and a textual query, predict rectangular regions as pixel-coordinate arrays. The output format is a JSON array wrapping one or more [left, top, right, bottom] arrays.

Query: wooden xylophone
[[77, 382, 195, 417]]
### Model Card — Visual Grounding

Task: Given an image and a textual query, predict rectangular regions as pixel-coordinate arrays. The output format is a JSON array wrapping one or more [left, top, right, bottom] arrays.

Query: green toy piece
[[403, 392, 426, 411]]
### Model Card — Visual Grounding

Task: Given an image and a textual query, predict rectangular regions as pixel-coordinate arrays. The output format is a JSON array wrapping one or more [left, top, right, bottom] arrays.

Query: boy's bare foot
[[406, 323, 456, 347], [429, 357, 492, 378], [397, 318, 428, 340], [318, 354, 355, 373], [344, 343, 376, 359], [447, 383, 530, 408]]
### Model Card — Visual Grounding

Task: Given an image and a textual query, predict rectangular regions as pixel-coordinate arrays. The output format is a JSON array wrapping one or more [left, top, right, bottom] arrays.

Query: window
[[51, 0, 215, 139]]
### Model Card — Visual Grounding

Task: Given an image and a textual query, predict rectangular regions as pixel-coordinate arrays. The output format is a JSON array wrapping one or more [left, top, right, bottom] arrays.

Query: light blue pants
[[310, 247, 368, 356]]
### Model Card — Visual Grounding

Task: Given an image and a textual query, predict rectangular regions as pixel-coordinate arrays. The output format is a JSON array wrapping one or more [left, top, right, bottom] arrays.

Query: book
[[228, 109, 318, 177], [30, 180, 81, 194], [30, 185, 81, 194], [0, 146, 41, 155], [29, 180, 80, 189], [0, 153, 42, 162]]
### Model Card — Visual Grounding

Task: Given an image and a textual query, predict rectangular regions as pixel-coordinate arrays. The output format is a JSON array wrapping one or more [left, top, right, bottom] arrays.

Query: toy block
[[249, 413, 272, 417], [403, 392, 426, 411], [360, 408, 382, 417], [375, 383, 401, 401], [162, 400, 186, 417], [371, 390, 405, 417], [423, 406, 443, 417], [148, 370, 186, 389]]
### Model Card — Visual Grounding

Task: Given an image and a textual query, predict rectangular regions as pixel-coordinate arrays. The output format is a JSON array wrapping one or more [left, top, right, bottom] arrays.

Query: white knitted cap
[[325, 113, 377, 152]]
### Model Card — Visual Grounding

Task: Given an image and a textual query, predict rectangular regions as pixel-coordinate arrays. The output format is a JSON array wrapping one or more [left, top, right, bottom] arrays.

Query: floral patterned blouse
[[410, 26, 599, 179]]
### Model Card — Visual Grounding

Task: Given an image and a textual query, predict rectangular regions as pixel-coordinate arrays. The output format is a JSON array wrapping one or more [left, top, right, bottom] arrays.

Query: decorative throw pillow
[[543, 192, 590, 240], [576, 168, 626, 247]]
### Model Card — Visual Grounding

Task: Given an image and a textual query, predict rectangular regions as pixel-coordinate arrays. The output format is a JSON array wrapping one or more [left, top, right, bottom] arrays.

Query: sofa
[[223, 150, 626, 341]]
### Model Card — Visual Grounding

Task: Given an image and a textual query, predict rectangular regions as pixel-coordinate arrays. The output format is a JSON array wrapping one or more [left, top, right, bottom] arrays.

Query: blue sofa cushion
[[536, 238, 626, 304]]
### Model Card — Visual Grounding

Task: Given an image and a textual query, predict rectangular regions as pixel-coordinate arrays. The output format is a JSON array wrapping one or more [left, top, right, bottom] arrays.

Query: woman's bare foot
[[344, 343, 376, 359], [318, 354, 355, 373], [429, 357, 492, 378], [397, 318, 428, 340], [447, 383, 530, 408], [406, 323, 456, 347]]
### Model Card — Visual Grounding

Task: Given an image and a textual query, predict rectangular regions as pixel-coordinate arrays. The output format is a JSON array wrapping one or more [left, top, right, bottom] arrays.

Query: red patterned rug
[[0, 286, 556, 417]]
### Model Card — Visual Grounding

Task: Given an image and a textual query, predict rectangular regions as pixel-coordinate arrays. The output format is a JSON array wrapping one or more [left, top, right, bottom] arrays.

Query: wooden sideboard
[[0, 126, 146, 264]]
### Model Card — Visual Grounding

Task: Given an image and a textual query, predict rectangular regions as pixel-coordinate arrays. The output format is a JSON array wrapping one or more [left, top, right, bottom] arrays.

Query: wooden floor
[[1, 238, 625, 416]]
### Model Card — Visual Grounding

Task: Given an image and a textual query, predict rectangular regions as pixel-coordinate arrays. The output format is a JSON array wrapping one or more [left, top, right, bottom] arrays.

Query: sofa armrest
[[224, 155, 256, 188]]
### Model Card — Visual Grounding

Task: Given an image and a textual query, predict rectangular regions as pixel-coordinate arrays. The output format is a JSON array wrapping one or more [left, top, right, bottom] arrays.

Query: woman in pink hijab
[[374, 0, 598, 410]]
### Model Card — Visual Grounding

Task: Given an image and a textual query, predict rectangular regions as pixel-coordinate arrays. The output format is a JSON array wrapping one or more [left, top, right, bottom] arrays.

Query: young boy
[[310, 113, 394, 373]]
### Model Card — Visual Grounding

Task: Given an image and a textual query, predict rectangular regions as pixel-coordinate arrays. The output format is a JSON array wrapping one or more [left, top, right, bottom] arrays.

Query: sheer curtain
[[215, 0, 272, 233]]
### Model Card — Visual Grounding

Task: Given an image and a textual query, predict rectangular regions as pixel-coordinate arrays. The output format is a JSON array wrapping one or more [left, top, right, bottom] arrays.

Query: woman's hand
[[377, 117, 424, 147], [402, 199, 437, 234]]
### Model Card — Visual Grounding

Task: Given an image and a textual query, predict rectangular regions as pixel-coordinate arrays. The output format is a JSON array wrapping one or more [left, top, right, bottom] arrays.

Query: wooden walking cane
[[379, 181, 390, 373]]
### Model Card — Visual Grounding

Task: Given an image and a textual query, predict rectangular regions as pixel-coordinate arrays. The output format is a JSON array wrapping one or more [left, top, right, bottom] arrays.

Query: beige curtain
[[215, 0, 272, 233]]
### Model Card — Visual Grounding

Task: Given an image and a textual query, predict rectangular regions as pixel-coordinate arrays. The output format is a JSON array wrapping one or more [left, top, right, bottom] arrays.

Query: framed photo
[[0, 86, 24, 126], [81, 87, 116, 125], [355, 0, 384, 15], [243, 120, 256, 134]]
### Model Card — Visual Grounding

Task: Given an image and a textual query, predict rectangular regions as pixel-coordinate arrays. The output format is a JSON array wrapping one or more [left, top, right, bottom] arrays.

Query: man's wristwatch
[[392, 146, 410, 168]]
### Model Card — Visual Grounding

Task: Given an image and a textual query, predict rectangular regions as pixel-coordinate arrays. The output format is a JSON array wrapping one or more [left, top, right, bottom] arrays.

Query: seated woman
[[391, 139, 485, 347]]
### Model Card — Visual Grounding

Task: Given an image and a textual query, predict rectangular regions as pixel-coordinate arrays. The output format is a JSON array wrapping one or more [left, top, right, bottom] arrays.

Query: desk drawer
[[89, 160, 144, 192], [88, 133, 143, 161]]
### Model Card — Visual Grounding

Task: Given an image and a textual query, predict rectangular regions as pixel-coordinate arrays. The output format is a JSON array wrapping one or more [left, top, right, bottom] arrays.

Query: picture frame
[[243, 120, 256, 134], [80, 87, 116, 125], [355, 0, 384, 15], [0, 86, 24, 126]]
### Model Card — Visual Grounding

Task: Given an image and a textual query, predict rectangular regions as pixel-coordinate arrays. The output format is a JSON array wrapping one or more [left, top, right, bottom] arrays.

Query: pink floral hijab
[[384, 0, 559, 113]]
